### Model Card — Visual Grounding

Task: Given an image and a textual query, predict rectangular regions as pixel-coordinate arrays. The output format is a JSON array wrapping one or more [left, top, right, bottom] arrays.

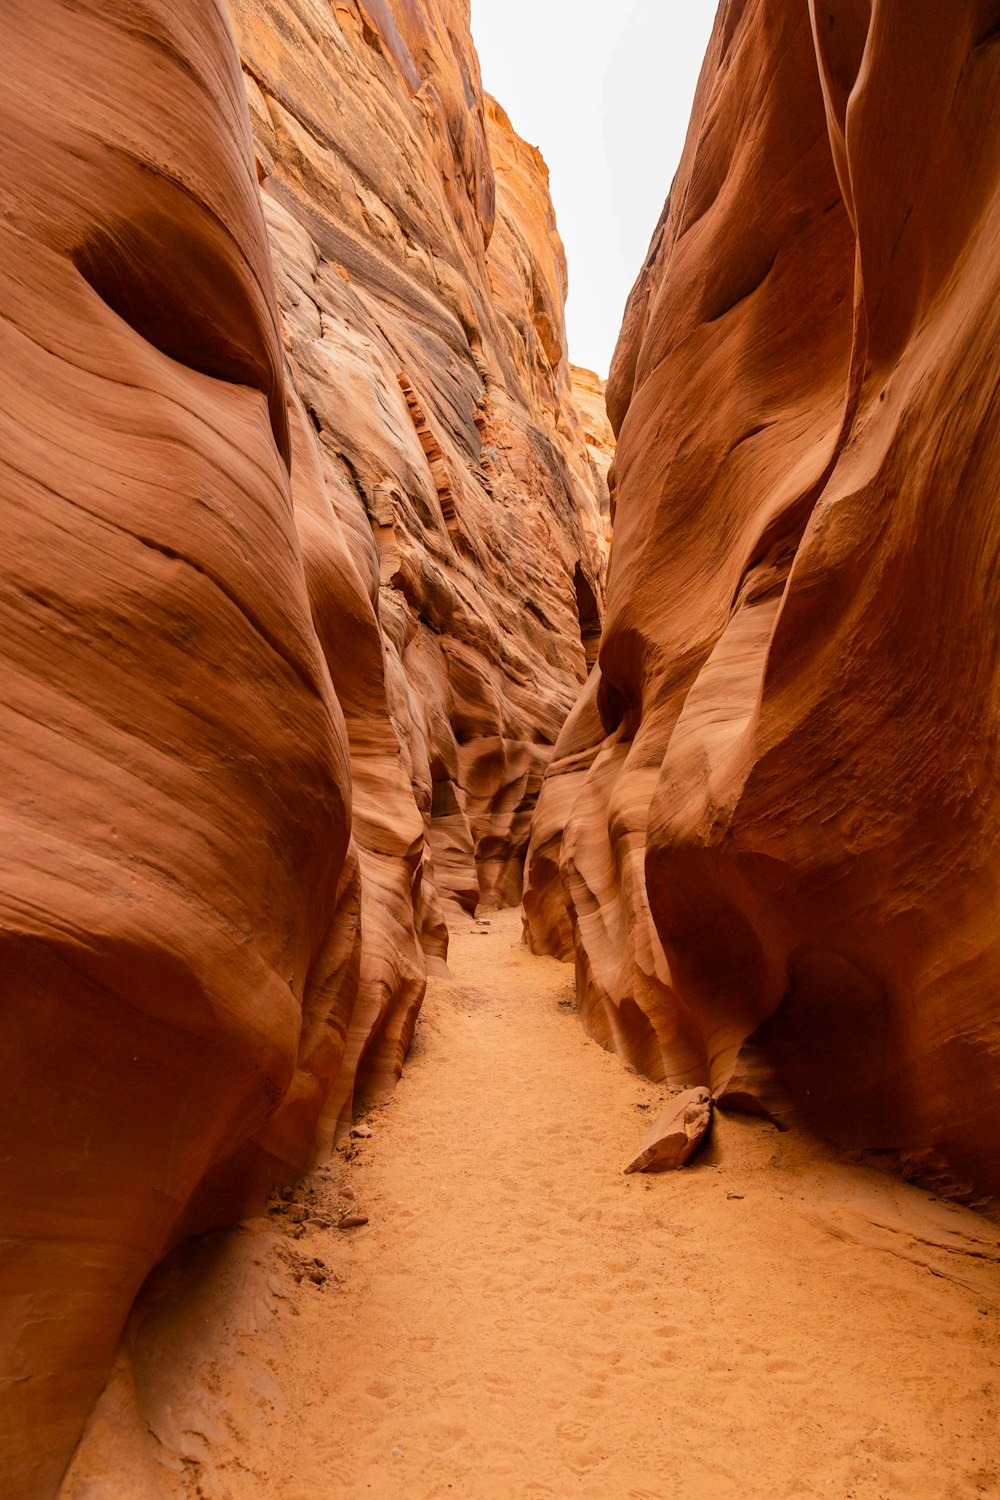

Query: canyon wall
[[570, 364, 614, 546], [229, 0, 606, 1120], [0, 1, 604, 1493], [527, 0, 1000, 1209]]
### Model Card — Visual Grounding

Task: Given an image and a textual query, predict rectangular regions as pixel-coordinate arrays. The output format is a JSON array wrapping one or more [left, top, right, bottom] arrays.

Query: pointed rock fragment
[[624, 1087, 712, 1174]]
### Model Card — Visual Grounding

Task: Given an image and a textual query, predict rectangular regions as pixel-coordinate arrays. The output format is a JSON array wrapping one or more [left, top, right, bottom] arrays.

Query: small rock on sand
[[624, 1086, 713, 1173], [337, 1213, 370, 1230]]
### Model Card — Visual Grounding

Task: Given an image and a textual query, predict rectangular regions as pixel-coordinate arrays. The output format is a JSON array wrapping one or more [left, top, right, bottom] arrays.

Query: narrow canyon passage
[[80, 913, 1000, 1500], [10, 4, 1000, 1495]]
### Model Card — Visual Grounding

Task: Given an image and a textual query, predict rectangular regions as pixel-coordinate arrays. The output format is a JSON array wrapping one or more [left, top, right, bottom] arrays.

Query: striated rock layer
[[0, 1, 604, 1493], [526, 0, 1000, 1210], [231, 2, 607, 1110], [569, 364, 614, 541]]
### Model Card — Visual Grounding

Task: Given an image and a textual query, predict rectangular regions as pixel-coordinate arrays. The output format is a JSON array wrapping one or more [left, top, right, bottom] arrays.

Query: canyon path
[[65, 911, 1000, 1500]]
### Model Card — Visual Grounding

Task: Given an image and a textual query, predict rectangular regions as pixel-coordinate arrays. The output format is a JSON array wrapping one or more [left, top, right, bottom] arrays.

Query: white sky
[[471, 0, 719, 378]]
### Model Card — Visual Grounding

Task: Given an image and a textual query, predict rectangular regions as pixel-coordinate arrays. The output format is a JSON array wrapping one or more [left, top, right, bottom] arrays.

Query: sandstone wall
[[231, 1, 607, 936], [0, 1, 604, 1492], [569, 364, 614, 541], [526, 0, 1000, 1210]]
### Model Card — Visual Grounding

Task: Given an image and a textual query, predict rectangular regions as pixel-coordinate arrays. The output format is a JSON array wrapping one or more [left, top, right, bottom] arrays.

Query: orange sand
[[64, 911, 1000, 1499]]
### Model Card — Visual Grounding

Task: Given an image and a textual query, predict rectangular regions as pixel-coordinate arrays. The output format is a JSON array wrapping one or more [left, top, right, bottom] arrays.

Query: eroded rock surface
[[0, 1, 604, 1492], [232, 1, 607, 942], [526, 0, 1000, 1210], [569, 364, 614, 538]]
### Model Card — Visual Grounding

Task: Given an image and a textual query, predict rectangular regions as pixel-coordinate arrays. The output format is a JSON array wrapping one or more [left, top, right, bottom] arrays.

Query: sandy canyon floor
[[68, 912, 1000, 1500]]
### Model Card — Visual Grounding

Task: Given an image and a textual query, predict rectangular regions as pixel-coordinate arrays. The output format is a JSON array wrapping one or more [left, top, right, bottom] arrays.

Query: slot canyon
[[1, 1, 999, 1496]]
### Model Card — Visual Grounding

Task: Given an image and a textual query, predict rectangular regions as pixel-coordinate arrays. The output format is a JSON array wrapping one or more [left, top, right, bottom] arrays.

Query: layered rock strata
[[0, 1, 604, 1493], [569, 364, 615, 540], [526, 0, 1000, 1210], [232, 3, 607, 935]]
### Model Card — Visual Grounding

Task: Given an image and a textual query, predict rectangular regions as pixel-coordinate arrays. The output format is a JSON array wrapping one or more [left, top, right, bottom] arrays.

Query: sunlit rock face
[[569, 364, 615, 542], [0, 1, 604, 1492], [526, 0, 1000, 1209], [230, 0, 607, 941]]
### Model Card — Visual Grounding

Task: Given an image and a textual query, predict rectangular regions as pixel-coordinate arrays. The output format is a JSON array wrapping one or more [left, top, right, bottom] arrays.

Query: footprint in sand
[[556, 1418, 590, 1443], [566, 1442, 604, 1474], [366, 1375, 398, 1399], [425, 1420, 468, 1453]]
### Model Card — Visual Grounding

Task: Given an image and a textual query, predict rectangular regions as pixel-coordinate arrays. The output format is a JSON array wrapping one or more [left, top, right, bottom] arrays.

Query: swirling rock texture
[[526, 0, 1000, 1210], [0, 1, 604, 1493], [568, 366, 613, 669], [569, 364, 615, 538], [231, 0, 607, 932]]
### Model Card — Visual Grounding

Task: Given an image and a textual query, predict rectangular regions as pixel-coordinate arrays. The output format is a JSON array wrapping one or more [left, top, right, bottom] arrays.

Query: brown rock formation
[[1, 6, 349, 1491], [526, 0, 1000, 1210], [231, 0, 607, 930], [569, 364, 615, 539], [623, 1086, 713, 1174], [0, 1, 603, 1492]]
